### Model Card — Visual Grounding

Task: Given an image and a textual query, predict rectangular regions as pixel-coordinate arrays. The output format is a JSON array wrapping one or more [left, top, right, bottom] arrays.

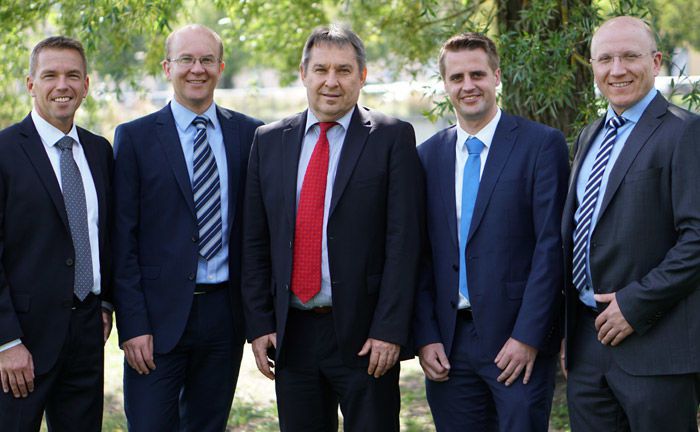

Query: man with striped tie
[[562, 16, 700, 432], [112, 24, 263, 431]]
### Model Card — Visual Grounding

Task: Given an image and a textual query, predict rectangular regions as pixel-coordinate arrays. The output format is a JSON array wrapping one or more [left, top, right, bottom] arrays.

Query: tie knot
[[607, 115, 626, 130], [55, 136, 74, 151], [318, 122, 338, 135], [466, 137, 484, 155], [192, 116, 208, 130]]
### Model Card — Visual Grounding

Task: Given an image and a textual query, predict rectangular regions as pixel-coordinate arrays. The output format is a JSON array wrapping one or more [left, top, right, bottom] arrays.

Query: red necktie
[[291, 122, 337, 303]]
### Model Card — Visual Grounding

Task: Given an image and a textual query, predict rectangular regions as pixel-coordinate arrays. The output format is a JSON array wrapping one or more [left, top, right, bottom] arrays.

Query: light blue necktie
[[459, 137, 484, 302], [192, 116, 222, 261], [572, 115, 626, 298], [56, 136, 93, 301]]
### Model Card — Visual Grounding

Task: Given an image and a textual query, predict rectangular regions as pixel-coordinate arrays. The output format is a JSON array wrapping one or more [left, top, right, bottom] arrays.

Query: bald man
[[112, 24, 263, 431], [561, 16, 700, 431]]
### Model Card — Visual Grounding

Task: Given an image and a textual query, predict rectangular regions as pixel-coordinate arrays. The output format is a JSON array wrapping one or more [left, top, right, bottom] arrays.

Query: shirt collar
[[305, 106, 355, 134], [31, 109, 80, 147], [456, 108, 502, 151], [605, 88, 658, 125], [170, 99, 220, 132]]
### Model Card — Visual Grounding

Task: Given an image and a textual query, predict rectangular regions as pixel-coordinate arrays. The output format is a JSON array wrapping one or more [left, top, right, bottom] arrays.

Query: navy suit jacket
[[112, 104, 263, 353], [414, 112, 569, 359], [0, 114, 113, 375], [563, 93, 700, 375], [242, 106, 423, 368]]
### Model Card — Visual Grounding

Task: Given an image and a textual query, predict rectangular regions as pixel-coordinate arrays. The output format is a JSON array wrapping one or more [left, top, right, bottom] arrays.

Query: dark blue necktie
[[192, 116, 222, 261]]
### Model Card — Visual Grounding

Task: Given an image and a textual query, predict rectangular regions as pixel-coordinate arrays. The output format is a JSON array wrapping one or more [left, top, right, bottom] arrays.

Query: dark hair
[[300, 24, 366, 73], [29, 36, 87, 77], [439, 32, 500, 77]]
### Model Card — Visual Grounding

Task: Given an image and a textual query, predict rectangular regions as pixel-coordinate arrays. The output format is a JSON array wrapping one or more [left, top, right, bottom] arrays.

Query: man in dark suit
[[0, 36, 113, 431], [112, 24, 263, 431], [414, 33, 569, 431], [562, 16, 700, 432], [242, 24, 422, 431]]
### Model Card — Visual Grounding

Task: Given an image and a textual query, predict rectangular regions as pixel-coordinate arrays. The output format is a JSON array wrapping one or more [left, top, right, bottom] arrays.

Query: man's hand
[[0, 344, 34, 398], [559, 338, 567, 380], [594, 293, 634, 346], [358, 338, 400, 378], [251, 333, 277, 380], [418, 342, 450, 382], [122, 334, 155, 375], [495, 337, 538, 386], [101, 309, 113, 344]]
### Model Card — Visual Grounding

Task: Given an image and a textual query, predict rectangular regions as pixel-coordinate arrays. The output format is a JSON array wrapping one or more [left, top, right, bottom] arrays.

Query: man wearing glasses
[[562, 16, 700, 431], [112, 24, 263, 431]]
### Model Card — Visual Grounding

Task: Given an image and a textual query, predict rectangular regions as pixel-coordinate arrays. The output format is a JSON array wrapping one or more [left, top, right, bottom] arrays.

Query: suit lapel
[[217, 106, 240, 227], [596, 93, 667, 222], [330, 107, 371, 215], [562, 117, 604, 241], [467, 113, 517, 243], [438, 127, 458, 248], [156, 104, 196, 217], [282, 112, 306, 226], [18, 115, 70, 230], [77, 128, 107, 231]]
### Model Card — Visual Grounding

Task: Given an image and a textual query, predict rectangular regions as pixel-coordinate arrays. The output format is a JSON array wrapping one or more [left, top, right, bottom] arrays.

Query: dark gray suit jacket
[[563, 92, 700, 375]]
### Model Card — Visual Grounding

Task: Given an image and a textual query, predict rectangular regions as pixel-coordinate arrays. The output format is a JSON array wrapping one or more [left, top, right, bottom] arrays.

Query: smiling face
[[27, 48, 89, 134], [300, 42, 367, 122], [163, 26, 224, 114], [591, 17, 661, 115], [442, 48, 500, 134]]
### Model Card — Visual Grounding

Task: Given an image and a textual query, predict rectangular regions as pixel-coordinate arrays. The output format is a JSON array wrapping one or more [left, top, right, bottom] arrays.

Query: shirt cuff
[[0, 339, 22, 352], [101, 301, 113, 312]]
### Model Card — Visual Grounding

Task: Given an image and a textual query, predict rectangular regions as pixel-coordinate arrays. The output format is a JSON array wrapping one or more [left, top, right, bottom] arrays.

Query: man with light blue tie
[[112, 24, 263, 431], [562, 16, 700, 431], [413, 32, 569, 431]]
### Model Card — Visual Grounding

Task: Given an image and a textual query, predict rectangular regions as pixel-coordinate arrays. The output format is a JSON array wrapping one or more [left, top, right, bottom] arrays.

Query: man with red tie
[[242, 24, 423, 431]]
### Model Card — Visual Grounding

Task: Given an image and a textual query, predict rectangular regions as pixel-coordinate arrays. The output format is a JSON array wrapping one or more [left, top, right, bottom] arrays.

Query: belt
[[194, 282, 227, 295], [291, 306, 332, 315], [457, 308, 473, 321], [578, 301, 599, 319]]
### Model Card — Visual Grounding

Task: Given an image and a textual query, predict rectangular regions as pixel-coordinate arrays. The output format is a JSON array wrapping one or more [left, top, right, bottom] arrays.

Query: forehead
[[443, 48, 492, 74], [169, 29, 219, 55], [591, 23, 653, 55], [35, 48, 85, 74], [307, 43, 359, 68]]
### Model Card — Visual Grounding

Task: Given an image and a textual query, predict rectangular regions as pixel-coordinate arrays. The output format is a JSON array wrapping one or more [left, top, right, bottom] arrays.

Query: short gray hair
[[300, 24, 366, 73]]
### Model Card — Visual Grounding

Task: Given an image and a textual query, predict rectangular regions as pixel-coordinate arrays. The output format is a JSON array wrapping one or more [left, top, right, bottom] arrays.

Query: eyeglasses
[[167, 55, 221, 67], [589, 51, 657, 66]]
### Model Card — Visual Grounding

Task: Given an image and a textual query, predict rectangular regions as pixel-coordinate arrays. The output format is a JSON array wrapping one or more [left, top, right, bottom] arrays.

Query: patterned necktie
[[56, 136, 93, 301], [192, 116, 222, 261], [291, 122, 337, 303], [572, 115, 626, 294], [459, 137, 484, 302]]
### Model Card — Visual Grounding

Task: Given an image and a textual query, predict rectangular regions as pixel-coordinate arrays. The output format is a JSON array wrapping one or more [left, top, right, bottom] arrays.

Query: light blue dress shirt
[[575, 88, 658, 307], [290, 108, 354, 309], [170, 100, 230, 284]]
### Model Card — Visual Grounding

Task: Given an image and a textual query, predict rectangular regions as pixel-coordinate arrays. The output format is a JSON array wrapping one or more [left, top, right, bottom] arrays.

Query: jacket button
[[192, 235, 198, 242], [66, 258, 74, 266], [288, 241, 292, 249], [450, 300, 457, 309], [452, 264, 458, 272], [188, 273, 195, 281], [284, 284, 289, 291]]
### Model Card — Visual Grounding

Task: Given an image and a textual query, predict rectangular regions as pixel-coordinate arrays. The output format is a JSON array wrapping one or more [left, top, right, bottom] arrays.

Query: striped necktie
[[572, 115, 626, 294], [192, 116, 222, 261]]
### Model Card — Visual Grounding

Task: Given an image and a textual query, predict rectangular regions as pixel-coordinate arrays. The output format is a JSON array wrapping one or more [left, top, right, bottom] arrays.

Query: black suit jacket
[[242, 106, 423, 368], [0, 114, 113, 375], [563, 92, 700, 375], [112, 104, 263, 353]]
